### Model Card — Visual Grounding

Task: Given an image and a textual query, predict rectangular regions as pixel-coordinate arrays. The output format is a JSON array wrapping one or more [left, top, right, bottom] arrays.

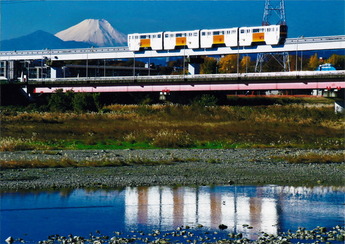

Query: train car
[[128, 32, 164, 51], [163, 30, 200, 50], [239, 25, 287, 46], [200, 28, 238, 48]]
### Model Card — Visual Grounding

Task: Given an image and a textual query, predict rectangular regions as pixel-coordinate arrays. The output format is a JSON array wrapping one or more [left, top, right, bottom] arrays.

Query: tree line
[[197, 53, 344, 74]]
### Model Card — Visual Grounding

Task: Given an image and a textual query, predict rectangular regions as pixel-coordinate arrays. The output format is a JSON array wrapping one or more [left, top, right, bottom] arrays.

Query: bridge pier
[[188, 63, 200, 75], [50, 67, 63, 79], [335, 100, 345, 114]]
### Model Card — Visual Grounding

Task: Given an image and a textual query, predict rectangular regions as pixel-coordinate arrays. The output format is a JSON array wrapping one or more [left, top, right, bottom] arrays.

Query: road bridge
[[29, 71, 345, 94], [0, 36, 344, 61]]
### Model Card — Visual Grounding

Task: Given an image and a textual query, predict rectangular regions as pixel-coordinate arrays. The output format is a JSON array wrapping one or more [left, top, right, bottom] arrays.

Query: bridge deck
[[28, 71, 345, 93]]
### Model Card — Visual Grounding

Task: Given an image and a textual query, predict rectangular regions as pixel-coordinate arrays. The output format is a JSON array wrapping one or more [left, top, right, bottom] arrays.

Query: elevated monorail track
[[0, 35, 344, 61]]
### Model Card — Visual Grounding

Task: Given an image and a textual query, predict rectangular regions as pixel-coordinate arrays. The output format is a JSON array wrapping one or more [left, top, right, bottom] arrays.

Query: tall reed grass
[[1, 104, 343, 150]]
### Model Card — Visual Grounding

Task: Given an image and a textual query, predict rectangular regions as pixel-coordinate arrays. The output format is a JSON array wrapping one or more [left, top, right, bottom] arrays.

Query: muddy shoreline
[[0, 149, 344, 191]]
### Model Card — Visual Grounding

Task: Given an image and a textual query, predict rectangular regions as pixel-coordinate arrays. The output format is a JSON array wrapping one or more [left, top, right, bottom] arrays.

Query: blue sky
[[1, 0, 344, 41]]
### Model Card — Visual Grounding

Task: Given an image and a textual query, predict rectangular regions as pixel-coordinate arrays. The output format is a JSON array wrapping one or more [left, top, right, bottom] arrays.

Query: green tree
[[48, 89, 74, 112], [72, 93, 100, 112], [192, 94, 218, 107]]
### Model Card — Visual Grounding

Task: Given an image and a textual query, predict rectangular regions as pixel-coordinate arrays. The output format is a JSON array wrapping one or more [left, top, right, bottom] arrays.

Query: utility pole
[[256, 0, 289, 72]]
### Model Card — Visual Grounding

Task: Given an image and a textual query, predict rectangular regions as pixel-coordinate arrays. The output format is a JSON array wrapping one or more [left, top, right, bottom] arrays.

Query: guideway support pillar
[[186, 56, 204, 75]]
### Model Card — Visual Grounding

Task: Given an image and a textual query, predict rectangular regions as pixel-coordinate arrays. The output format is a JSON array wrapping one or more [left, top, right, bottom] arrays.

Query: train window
[[194, 32, 198, 36], [176, 33, 182, 37], [208, 32, 211, 36], [165, 34, 168, 38], [232, 30, 236, 34], [171, 34, 174, 37], [202, 32, 206, 36], [189, 33, 193, 36], [153, 35, 156, 38], [247, 30, 250, 33], [158, 34, 161, 38], [241, 30, 245, 33], [253, 29, 259, 33]]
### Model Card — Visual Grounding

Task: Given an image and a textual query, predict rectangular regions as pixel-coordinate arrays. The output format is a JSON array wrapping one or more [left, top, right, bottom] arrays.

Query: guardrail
[[26, 70, 345, 84]]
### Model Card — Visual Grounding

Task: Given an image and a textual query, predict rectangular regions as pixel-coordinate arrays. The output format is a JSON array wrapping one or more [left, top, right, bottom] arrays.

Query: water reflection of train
[[128, 25, 288, 51]]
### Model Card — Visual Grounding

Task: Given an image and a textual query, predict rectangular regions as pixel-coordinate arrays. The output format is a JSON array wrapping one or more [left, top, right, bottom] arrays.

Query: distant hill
[[55, 19, 127, 47], [0, 30, 91, 51]]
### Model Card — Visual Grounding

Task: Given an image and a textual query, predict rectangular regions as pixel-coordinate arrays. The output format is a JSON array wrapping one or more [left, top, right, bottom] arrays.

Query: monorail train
[[128, 25, 287, 51]]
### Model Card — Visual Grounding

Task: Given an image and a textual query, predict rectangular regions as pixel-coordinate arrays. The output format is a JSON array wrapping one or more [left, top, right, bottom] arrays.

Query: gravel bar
[[0, 148, 344, 191]]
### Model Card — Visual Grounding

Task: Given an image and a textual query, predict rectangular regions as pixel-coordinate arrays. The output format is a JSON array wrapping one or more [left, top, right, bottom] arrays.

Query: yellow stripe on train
[[213, 35, 225, 44], [140, 39, 151, 48], [176, 37, 187, 46], [253, 33, 265, 42]]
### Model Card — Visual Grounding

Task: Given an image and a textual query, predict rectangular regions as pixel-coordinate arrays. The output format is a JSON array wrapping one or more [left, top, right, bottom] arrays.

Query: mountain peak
[[55, 19, 127, 47]]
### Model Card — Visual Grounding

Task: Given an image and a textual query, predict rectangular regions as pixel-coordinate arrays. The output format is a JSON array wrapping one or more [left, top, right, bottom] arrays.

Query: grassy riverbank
[[1, 100, 344, 151]]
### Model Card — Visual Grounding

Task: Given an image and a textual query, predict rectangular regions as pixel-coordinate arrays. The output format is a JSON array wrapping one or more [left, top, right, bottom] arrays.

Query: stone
[[5, 237, 14, 244]]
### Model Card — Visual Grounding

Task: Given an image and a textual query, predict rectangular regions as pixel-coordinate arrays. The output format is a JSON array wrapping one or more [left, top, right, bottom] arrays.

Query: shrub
[[72, 93, 100, 112], [48, 89, 74, 112], [0, 137, 35, 151], [192, 94, 218, 107], [151, 129, 193, 148]]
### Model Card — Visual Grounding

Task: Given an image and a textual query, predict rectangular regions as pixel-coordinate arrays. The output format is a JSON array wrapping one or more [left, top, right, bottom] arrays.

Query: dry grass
[[0, 137, 51, 151], [277, 153, 345, 164], [1, 104, 344, 150], [0, 157, 179, 169]]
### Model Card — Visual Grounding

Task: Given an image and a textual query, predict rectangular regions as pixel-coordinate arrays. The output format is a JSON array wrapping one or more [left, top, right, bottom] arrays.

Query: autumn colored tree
[[200, 57, 217, 74], [240, 56, 252, 73], [218, 55, 238, 73], [327, 54, 345, 70], [308, 53, 322, 70]]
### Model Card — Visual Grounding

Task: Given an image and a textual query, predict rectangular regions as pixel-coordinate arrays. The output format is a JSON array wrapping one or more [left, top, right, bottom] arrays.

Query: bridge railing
[[26, 70, 345, 83]]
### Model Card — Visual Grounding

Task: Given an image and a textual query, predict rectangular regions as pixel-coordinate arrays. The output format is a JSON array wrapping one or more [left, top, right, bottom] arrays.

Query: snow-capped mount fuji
[[55, 19, 127, 47]]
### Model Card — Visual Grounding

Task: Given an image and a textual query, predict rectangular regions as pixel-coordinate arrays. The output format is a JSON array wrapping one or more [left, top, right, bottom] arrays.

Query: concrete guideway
[[0, 35, 344, 61]]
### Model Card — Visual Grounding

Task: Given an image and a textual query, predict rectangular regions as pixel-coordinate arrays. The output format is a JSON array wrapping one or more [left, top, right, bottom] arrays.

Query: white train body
[[164, 30, 200, 50], [200, 28, 238, 48], [239, 25, 287, 46], [128, 32, 163, 51], [128, 25, 287, 51]]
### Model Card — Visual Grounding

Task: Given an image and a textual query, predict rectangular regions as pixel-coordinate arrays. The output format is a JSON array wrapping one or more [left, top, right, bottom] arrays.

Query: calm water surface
[[1, 185, 344, 242]]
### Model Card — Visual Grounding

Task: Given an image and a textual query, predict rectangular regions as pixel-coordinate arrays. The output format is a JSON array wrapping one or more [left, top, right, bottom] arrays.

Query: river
[[1, 185, 344, 243]]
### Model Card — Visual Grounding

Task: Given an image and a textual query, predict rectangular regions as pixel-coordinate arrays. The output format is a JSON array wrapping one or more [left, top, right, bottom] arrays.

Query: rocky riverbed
[[0, 148, 344, 191], [5, 225, 345, 244]]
